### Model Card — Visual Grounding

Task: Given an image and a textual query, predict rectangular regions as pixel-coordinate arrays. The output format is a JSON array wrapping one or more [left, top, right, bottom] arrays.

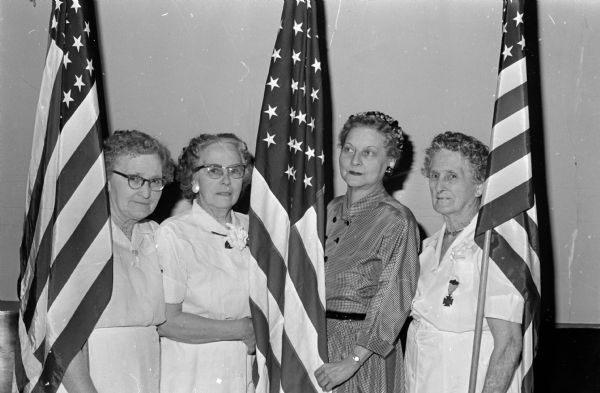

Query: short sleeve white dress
[[156, 201, 254, 393]]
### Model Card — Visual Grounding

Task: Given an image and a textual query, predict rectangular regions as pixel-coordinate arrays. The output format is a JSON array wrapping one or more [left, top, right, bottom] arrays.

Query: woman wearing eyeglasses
[[156, 133, 255, 393], [62, 130, 174, 393]]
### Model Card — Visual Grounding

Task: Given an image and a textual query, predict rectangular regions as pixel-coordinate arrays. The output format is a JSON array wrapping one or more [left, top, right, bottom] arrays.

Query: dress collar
[[192, 200, 241, 233], [341, 184, 387, 220], [423, 213, 479, 251]]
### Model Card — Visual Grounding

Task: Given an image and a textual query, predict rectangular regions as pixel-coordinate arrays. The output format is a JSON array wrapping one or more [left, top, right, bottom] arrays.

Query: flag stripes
[[493, 82, 528, 124], [17, 1, 113, 391], [249, 0, 328, 391], [474, 1, 540, 392]]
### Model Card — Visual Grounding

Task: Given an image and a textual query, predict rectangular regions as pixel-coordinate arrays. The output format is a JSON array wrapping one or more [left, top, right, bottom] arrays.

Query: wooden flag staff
[[468, 229, 492, 393]]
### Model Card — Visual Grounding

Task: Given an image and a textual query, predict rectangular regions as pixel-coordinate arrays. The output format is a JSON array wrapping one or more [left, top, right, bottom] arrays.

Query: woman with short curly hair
[[157, 133, 256, 393], [63, 129, 174, 393], [315, 111, 420, 393], [406, 132, 523, 393]]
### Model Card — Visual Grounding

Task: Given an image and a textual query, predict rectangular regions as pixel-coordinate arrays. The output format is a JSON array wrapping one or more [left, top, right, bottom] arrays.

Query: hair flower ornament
[[224, 223, 249, 250]]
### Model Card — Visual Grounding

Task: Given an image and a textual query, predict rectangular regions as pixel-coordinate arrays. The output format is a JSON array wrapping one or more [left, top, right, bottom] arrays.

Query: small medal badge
[[443, 278, 460, 307]]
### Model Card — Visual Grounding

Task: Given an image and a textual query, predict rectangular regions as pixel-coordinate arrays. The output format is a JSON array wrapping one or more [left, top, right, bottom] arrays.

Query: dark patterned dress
[[325, 186, 420, 393]]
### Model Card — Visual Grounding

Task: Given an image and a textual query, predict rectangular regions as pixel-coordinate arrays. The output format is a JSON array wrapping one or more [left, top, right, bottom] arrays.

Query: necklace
[[444, 227, 465, 237]]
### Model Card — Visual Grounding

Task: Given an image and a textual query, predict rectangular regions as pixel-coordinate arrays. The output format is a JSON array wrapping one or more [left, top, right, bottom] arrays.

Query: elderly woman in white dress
[[156, 133, 256, 393], [405, 131, 523, 393], [62, 130, 174, 393]]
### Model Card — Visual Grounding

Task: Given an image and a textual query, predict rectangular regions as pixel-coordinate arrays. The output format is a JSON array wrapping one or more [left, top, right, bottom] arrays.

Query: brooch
[[442, 278, 460, 307]]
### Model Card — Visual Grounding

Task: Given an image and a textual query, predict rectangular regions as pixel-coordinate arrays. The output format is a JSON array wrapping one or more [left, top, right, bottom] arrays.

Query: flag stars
[[266, 76, 280, 91], [293, 20, 303, 36], [300, 83, 306, 95], [71, 0, 81, 13], [290, 109, 296, 122], [311, 88, 319, 102], [74, 75, 85, 92], [271, 48, 282, 63], [518, 35, 526, 50], [263, 132, 276, 147], [291, 79, 299, 93], [296, 110, 307, 125], [296, 0, 305, 5], [305, 146, 315, 161], [513, 11, 524, 26], [288, 137, 297, 151], [292, 139, 303, 153], [62, 90, 74, 107], [318, 151, 325, 163], [264, 105, 278, 119], [308, 117, 315, 132], [83, 21, 91, 37], [285, 165, 296, 180], [72, 35, 83, 52], [85, 58, 94, 75], [55, 0, 62, 10], [307, 28, 311, 39], [292, 50, 301, 65], [303, 174, 313, 188], [51, 16, 58, 30], [311, 58, 321, 73], [503, 23, 507, 34], [63, 52, 72, 69], [502, 44, 513, 61]]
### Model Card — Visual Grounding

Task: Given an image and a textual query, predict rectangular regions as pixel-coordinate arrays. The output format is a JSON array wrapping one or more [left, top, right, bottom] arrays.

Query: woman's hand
[[314, 357, 360, 391], [241, 317, 256, 355]]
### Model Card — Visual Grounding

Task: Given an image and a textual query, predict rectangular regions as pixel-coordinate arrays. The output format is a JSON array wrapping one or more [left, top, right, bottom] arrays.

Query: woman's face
[[108, 153, 163, 225], [192, 142, 244, 213], [339, 126, 394, 193], [428, 148, 483, 221]]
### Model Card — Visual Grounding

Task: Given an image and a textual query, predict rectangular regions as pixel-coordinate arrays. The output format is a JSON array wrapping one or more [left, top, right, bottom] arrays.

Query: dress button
[[345, 220, 350, 226], [332, 217, 337, 223], [334, 238, 340, 244], [324, 256, 328, 262]]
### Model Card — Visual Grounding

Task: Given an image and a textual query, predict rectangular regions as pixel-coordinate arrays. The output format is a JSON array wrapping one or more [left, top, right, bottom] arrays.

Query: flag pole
[[468, 229, 492, 393]]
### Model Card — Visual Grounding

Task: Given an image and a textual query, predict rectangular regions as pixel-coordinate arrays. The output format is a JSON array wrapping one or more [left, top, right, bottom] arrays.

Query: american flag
[[248, 0, 328, 392], [474, 0, 541, 392], [15, 0, 113, 391]]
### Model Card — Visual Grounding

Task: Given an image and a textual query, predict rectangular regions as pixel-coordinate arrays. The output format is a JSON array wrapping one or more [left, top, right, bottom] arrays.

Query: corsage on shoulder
[[224, 223, 249, 250]]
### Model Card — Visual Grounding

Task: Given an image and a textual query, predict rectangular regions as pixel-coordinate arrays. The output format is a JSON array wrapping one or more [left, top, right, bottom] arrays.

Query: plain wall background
[[1, 0, 598, 325]]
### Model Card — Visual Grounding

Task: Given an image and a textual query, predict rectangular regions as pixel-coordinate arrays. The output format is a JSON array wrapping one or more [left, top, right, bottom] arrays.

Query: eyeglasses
[[111, 170, 167, 191], [193, 164, 246, 179]]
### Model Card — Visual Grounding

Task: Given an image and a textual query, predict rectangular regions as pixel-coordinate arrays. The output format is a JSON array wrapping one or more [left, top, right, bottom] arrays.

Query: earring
[[191, 183, 200, 193], [385, 166, 393, 175]]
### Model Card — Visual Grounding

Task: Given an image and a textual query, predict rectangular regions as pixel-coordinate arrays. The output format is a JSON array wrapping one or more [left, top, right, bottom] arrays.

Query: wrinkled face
[[108, 153, 163, 224], [192, 142, 244, 212], [339, 126, 394, 193], [428, 149, 483, 219]]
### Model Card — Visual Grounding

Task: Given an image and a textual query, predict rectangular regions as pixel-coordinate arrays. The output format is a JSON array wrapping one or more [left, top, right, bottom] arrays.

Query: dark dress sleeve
[[356, 208, 420, 357]]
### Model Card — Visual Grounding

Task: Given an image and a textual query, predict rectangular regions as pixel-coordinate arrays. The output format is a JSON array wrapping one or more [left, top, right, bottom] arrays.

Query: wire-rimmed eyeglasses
[[193, 164, 246, 179], [111, 170, 167, 191]]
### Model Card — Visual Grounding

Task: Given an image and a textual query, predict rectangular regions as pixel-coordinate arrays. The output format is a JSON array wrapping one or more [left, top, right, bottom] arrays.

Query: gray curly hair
[[421, 131, 489, 183], [104, 130, 175, 183], [339, 111, 404, 160], [177, 133, 254, 200]]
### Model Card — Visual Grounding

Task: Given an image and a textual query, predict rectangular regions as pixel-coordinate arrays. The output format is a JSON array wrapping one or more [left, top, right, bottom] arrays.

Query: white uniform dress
[[406, 215, 524, 393], [57, 220, 165, 393], [157, 201, 254, 393]]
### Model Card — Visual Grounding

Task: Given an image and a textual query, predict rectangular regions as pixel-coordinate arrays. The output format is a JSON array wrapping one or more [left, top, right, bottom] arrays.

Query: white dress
[[156, 202, 254, 393], [406, 215, 523, 393], [58, 220, 165, 393]]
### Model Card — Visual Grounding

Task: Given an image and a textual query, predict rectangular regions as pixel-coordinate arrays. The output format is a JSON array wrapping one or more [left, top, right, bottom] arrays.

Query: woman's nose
[[221, 170, 231, 184], [139, 181, 152, 198], [351, 151, 362, 165]]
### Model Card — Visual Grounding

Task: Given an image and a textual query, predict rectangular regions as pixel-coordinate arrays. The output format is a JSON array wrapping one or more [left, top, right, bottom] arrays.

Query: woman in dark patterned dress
[[314, 111, 420, 393]]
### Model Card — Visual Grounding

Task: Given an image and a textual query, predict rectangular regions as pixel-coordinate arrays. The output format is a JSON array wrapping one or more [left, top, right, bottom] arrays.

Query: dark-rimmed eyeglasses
[[111, 170, 167, 191], [193, 164, 246, 179]]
